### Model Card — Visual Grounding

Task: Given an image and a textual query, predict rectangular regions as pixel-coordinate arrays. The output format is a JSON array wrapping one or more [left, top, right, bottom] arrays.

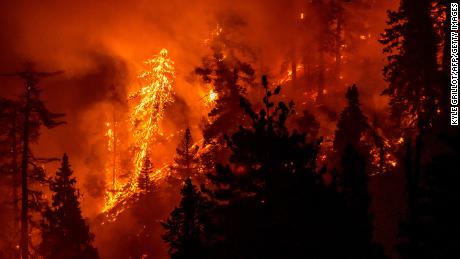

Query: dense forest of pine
[[0, 0, 458, 258]]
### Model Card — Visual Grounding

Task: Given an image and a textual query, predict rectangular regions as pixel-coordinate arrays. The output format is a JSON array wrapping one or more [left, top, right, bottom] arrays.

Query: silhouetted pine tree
[[169, 128, 200, 185], [381, 2, 447, 257], [39, 153, 99, 259], [0, 93, 63, 258], [333, 85, 386, 258], [333, 84, 369, 155], [340, 144, 386, 258], [1, 65, 66, 258], [195, 14, 255, 152], [137, 154, 154, 193], [204, 76, 352, 259], [380, 0, 440, 129], [162, 178, 210, 259]]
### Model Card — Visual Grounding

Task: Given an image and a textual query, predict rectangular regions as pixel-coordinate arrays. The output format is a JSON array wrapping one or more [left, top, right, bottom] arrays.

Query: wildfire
[[102, 49, 176, 220]]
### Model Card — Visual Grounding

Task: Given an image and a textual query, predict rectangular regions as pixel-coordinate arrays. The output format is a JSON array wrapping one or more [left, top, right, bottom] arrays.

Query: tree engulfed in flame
[[130, 48, 175, 182], [102, 49, 175, 219]]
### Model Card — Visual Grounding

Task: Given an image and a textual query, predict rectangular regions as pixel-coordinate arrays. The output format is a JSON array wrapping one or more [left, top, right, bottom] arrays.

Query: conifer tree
[[195, 14, 255, 143], [380, 0, 440, 129], [137, 154, 154, 194], [340, 144, 385, 258], [162, 178, 209, 259], [1, 65, 65, 258], [381, 3, 446, 257], [333, 84, 369, 155], [205, 76, 350, 258], [169, 128, 200, 184], [39, 153, 99, 259], [333, 85, 385, 258]]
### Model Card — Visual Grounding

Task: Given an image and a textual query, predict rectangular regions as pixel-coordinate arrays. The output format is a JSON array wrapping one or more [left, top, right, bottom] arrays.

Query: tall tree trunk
[[20, 83, 31, 259], [404, 134, 415, 224], [112, 109, 117, 191], [12, 107, 20, 259], [291, 60, 297, 85]]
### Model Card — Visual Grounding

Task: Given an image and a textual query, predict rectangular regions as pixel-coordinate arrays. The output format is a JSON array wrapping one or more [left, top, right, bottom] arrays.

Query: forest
[[0, 0, 458, 258]]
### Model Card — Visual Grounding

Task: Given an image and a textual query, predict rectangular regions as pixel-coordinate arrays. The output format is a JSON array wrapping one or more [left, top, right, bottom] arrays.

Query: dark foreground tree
[[162, 178, 209, 259], [397, 129, 460, 259], [333, 84, 369, 155], [39, 153, 98, 259], [333, 85, 385, 258], [169, 128, 200, 185], [1, 64, 65, 258], [195, 13, 255, 167], [203, 76, 362, 259], [380, 0, 440, 129], [340, 144, 385, 258]]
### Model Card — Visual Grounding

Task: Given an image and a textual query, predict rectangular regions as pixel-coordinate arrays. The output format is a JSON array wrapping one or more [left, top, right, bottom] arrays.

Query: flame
[[130, 48, 175, 180], [207, 89, 218, 103], [277, 64, 304, 85], [369, 136, 402, 176], [102, 49, 176, 220]]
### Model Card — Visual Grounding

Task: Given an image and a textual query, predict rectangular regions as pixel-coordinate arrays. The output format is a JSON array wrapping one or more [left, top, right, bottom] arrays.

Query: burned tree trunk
[[20, 82, 31, 259]]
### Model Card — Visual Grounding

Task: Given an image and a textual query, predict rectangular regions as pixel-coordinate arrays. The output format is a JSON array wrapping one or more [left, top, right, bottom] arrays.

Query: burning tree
[[102, 49, 175, 220], [130, 48, 175, 180]]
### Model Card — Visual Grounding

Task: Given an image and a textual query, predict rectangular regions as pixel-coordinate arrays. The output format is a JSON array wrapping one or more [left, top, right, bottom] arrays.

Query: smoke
[[0, 0, 399, 257]]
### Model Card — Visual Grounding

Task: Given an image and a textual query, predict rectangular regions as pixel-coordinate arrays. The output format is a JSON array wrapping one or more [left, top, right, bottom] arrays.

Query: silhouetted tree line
[[162, 78, 386, 259]]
